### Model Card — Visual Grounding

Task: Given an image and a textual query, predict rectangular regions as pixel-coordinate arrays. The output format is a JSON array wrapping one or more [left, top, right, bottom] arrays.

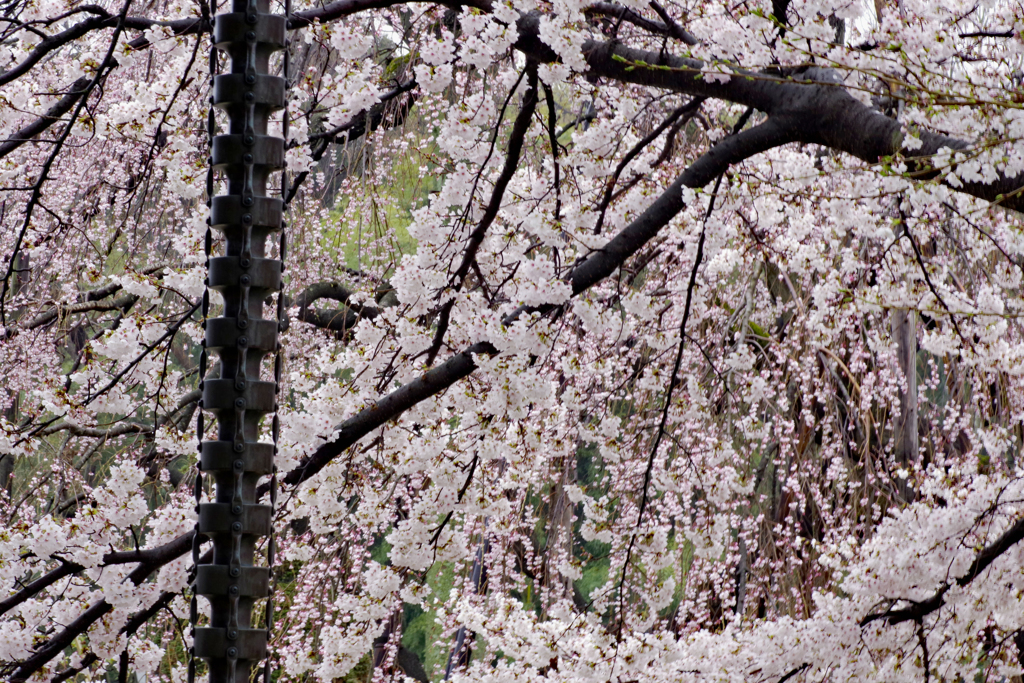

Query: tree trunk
[[892, 308, 918, 501]]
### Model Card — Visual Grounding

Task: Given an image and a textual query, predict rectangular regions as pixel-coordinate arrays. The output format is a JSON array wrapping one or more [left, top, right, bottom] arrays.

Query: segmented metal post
[[191, 0, 288, 680]]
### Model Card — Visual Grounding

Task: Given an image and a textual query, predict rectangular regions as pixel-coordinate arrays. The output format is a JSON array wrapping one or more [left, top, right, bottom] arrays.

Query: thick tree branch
[[0, 76, 91, 162], [277, 339, 497, 490], [584, 2, 697, 44], [284, 281, 380, 335], [10, 2, 1018, 215], [295, 307, 360, 335], [511, 17, 1024, 212], [569, 117, 794, 295], [860, 514, 1024, 627], [37, 421, 148, 438], [647, 0, 698, 44], [290, 281, 356, 311]]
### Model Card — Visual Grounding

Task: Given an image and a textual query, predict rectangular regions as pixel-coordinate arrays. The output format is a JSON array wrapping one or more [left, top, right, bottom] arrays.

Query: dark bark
[[584, 2, 697, 44], [284, 281, 380, 336], [295, 307, 360, 334]]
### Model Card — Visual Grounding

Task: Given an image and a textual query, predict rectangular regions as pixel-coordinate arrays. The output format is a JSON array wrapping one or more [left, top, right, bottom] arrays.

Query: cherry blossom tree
[[1, 0, 1024, 680]]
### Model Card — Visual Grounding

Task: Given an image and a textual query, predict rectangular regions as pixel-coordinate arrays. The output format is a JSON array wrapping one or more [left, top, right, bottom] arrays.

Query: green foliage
[[340, 652, 374, 683], [325, 110, 445, 274], [400, 561, 455, 681], [574, 552, 610, 605], [370, 535, 393, 565]]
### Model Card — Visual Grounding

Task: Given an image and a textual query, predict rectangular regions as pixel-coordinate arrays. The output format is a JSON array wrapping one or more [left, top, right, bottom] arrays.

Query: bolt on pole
[[191, 0, 288, 679]]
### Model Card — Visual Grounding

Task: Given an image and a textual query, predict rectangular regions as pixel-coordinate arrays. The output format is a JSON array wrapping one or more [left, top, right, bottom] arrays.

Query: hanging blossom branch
[[5, 1, 1023, 212], [613, 107, 760, 637], [2, 89, 884, 672]]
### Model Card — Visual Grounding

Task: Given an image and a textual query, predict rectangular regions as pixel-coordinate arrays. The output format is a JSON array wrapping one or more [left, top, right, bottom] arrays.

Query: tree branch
[[284, 281, 380, 336], [7, 531, 184, 683], [583, 2, 697, 44], [0, 532, 191, 620], [425, 65, 539, 365], [860, 514, 1024, 626], [0, 76, 92, 161], [306, 78, 417, 144], [511, 17, 1024, 212], [79, 299, 200, 406], [0, 16, 115, 88], [592, 97, 703, 235]]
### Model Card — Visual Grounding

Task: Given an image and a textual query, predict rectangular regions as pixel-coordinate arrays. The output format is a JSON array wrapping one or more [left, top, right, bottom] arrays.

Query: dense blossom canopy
[[1, 0, 1023, 680]]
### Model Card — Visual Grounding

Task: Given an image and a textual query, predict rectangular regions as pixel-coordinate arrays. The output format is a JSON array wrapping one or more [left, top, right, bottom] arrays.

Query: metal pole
[[191, 0, 287, 679]]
